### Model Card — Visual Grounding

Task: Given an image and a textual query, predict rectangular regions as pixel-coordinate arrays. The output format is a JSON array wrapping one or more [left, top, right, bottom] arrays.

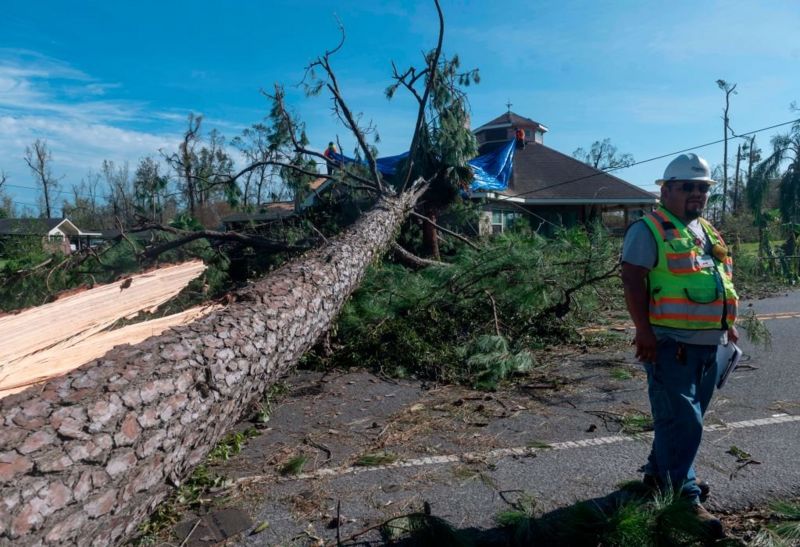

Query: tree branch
[[410, 210, 479, 249], [402, 0, 445, 192], [391, 242, 449, 269], [138, 225, 312, 260], [391, 63, 426, 106], [540, 264, 620, 319], [485, 289, 501, 336], [303, 24, 386, 194]]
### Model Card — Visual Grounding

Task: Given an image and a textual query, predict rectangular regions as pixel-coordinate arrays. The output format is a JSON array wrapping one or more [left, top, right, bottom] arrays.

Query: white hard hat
[[656, 153, 716, 186]]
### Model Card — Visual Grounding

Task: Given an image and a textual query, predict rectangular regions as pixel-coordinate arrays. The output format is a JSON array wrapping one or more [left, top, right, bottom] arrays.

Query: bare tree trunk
[[747, 135, 756, 183], [24, 140, 57, 218], [733, 144, 742, 213], [722, 105, 729, 214], [422, 208, 441, 259], [717, 80, 737, 215]]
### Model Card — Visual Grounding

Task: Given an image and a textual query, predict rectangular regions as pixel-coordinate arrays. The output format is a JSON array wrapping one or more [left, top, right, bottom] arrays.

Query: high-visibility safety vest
[[641, 206, 738, 330]]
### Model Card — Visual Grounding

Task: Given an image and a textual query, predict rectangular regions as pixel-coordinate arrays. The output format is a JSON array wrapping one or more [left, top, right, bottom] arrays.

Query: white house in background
[[0, 218, 102, 254]]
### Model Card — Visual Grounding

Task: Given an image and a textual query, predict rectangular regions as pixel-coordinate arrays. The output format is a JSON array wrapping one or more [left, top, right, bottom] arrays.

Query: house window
[[491, 210, 522, 234]]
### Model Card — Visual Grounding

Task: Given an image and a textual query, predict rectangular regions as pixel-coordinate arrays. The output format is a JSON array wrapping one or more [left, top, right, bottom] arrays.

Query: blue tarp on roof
[[326, 139, 516, 192], [468, 139, 515, 192]]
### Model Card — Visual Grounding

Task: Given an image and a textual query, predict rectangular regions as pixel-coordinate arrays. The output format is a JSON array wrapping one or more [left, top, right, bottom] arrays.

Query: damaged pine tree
[[304, 225, 620, 389]]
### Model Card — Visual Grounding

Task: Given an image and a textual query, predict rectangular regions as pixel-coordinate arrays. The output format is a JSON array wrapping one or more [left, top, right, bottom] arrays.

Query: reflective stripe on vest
[[641, 207, 738, 330], [649, 297, 739, 323]]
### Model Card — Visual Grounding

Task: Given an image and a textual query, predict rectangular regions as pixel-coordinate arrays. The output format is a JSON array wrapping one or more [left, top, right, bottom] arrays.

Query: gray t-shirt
[[622, 219, 726, 346]]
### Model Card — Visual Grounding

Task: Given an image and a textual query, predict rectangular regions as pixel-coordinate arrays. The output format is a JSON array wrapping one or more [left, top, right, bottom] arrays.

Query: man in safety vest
[[621, 153, 738, 538]]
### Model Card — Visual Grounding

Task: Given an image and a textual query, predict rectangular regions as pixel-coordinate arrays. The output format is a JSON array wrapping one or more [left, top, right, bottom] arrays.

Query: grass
[[354, 452, 398, 467], [134, 427, 262, 544], [526, 440, 553, 449], [621, 412, 653, 434], [207, 427, 260, 463], [610, 367, 633, 381], [737, 241, 784, 256], [279, 455, 308, 476]]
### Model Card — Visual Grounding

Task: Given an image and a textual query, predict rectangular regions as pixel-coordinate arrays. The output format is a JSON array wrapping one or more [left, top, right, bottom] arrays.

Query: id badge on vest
[[696, 255, 715, 269]]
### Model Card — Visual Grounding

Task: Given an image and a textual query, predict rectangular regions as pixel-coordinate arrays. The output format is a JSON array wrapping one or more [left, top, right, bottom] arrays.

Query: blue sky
[[1, 0, 798, 215]]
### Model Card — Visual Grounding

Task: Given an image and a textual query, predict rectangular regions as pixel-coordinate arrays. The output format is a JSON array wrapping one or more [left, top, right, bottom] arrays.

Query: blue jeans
[[642, 338, 718, 503]]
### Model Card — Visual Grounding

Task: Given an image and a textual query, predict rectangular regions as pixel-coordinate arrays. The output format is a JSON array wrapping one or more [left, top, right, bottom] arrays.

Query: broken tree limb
[[306, 36, 386, 194], [485, 289, 501, 336], [139, 226, 311, 260], [391, 242, 449, 269], [402, 0, 444, 193], [0, 260, 206, 371], [0, 304, 220, 398]]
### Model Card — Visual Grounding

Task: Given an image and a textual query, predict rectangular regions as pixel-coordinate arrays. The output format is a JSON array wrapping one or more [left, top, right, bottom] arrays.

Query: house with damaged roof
[[220, 111, 656, 237], [470, 111, 657, 235]]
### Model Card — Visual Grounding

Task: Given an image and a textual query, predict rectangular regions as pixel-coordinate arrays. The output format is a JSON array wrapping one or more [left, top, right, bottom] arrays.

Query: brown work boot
[[692, 504, 725, 539], [642, 474, 710, 501]]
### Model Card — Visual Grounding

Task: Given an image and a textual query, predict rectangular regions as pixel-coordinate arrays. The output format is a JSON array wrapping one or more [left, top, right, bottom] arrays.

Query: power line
[[4, 116, 798, 207], [3, 181, 185, 203], [504, 117, 800, 199], [11, 200, 41, 209]]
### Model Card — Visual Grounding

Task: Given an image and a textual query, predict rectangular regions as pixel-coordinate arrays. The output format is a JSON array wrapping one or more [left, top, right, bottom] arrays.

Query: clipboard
[[716, 342, 742, 389]]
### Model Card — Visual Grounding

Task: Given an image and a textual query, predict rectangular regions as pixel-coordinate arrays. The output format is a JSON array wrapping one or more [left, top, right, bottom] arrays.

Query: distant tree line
[[0, 112, 302, 230]]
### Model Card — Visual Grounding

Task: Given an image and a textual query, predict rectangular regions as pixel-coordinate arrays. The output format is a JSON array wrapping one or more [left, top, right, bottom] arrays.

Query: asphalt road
[[194, 290, 800, 546]]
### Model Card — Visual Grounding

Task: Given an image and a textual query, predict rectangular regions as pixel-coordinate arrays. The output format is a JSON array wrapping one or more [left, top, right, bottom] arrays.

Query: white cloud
[[0, 51, 188, 209], [0, 114, 180, 187], [0, 48, 90, 80], [0, 57, 148, 125]]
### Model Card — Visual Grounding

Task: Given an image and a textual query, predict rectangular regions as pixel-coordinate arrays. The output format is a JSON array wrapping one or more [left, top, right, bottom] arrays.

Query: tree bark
[[733, 144, 742, 213], [0, 191, 421, 546], [421, 208, 441, 260]]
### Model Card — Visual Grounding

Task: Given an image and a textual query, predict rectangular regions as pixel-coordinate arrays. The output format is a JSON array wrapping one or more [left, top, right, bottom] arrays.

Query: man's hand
[[728, 325, 739, 344], [634, 328, 658, 364]]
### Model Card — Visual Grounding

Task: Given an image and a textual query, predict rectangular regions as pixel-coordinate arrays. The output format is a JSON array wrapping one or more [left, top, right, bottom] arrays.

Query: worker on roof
[[323, 142, 337, 175], [514, 127, 525, 149], [621, 153, 738, 540]]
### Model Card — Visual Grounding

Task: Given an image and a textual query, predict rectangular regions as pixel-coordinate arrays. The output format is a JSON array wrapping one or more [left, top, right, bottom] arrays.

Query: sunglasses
[[669, 181, 711, 194]]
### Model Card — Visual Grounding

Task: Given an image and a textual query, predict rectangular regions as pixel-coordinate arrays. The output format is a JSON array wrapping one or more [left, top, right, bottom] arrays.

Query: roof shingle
[[474, 111, 546, 132]]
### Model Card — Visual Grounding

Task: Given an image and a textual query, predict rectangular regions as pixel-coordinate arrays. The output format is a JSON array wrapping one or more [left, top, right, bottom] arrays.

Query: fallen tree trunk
[[0, 191, 419, 546]]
